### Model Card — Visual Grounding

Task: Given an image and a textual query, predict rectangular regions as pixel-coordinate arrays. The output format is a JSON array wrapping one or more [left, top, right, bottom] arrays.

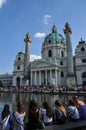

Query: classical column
[[64, 22, 76, 86], [45, 70, 47, 86], [39, 71, 41, 86], [55, 69, 57, 86], [64, 23, 74, 75], [20, 78, 22, 87], [50, 70, 52, 85], [31, 71, 32, 86], [35, 71, 37, 85]]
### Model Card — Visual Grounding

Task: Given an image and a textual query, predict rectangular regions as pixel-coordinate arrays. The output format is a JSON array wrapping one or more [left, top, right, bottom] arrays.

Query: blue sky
[[0, 0, 86, 74]]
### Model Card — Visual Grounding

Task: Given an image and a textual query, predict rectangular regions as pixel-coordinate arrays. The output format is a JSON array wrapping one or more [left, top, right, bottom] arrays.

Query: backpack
[[0, 115, 11, 130], [55, 108, 66, 124]]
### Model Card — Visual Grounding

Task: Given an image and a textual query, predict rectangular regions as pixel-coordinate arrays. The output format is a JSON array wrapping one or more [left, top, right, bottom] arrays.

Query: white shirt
[[67, 106, 80, 119], [40, 108, 52, 123]]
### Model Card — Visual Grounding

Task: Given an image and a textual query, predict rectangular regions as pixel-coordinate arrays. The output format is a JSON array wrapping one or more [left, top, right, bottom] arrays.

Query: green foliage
[[67, 85, 74, 91]]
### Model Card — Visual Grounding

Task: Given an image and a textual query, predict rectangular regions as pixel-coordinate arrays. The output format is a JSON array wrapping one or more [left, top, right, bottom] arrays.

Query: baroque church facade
[[13, 23, 86, 88]]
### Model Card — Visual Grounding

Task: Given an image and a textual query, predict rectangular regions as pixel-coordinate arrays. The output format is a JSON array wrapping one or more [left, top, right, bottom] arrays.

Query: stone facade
[[13, 52, 26, 87], [74, 39, 86, 86], [13, 23, 86, 88]]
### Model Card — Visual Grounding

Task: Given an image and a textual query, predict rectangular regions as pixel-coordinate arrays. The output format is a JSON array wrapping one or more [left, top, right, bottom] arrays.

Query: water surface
[[0, 92, 85, 113]]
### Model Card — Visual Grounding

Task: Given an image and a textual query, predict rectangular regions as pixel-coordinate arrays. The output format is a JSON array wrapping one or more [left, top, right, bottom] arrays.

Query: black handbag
[[37, 120, 45, 129]]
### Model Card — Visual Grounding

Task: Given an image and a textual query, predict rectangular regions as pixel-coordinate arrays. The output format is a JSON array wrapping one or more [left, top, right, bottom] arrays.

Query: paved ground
[[38, 120, 86, 130]]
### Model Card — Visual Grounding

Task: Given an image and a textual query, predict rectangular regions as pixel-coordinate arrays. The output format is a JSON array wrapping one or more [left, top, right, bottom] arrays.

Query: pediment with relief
[[31, 60, 58, 69]]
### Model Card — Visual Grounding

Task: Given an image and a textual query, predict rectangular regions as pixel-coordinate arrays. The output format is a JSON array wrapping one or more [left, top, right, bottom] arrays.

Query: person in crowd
[[40, 101, 53, 126], [53, 100, 67, 124], [72, 96, 86, 120], [28, 99, 44, 129], [12, 101, 26, 130], [67, 99, 80, 121], [0, 104, 12, 130]]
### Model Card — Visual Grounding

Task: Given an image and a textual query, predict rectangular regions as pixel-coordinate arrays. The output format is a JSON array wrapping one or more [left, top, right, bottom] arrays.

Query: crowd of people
[[0, 96, 86, 130]]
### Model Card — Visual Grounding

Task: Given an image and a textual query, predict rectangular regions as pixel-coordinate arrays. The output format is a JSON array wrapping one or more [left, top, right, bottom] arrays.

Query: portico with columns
[[30, 24, 68, 87], [31, 65, 58, 86]]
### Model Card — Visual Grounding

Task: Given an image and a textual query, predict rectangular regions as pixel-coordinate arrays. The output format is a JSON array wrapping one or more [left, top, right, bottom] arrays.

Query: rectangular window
[[82, 59, 86, 63], [60, 62, 63, 65]]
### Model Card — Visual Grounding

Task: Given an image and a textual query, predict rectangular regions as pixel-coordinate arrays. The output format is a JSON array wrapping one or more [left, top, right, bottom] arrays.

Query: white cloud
[[43, 14, 52, 25], [34, 32, 46, 38], [30, 54, 41, 61], [0, 0, 6, 8]]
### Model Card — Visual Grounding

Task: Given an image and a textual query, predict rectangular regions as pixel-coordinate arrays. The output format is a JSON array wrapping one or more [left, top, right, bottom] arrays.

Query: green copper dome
[[43, 24, 65, 46], [44, 33, 64, 42]]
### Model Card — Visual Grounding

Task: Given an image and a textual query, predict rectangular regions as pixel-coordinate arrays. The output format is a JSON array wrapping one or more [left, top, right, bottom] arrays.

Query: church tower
[[64, 22, 76, 86], [24, 33, 31, 79]]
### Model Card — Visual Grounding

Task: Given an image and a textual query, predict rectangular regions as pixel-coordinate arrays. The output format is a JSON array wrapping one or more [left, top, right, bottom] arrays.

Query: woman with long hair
[[12, 101, 26, 130], [53, 100, 67, 124], [0, 104, 11, 130], [40, 101, 53, 126], [28, 99, 42, 129], [67, 99, 80, 121]]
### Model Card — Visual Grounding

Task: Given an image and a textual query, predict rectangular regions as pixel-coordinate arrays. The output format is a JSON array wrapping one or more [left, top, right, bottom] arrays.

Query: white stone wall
[[13, 74, 24, 86], [42, 43, 67, 60], [76, 70, 82, 85], [75, 40, 86, 86], [13, 52, 25, 86], [13, 53, 24, 71]]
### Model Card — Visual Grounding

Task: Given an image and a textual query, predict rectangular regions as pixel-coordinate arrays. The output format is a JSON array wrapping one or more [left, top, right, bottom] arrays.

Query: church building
[[13, 23, 86, 88]]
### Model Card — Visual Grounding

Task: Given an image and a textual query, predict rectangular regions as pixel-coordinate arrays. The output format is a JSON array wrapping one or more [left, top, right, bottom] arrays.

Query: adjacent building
[[0, 73, 13, 87]]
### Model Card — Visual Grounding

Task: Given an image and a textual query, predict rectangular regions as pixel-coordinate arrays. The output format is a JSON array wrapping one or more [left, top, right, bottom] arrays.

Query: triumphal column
[[24, 33, 31, 80]]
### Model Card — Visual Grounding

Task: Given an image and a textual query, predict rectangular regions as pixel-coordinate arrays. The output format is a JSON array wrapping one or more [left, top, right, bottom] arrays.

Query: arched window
[[61, 72, 64, 77], [60, 61, 63, 65], [81, 47, 85, 52], [18, 57, 21, 61], [82, 59, 86, 63], [48, 50, 52, 57], [17, 66, 20, 70], [49, 40, 51, 44], [61, 51, 64, 57]]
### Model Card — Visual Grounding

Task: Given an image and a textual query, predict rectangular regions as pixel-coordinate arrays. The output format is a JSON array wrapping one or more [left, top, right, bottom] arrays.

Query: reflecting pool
[[0, 92, 85, 113]]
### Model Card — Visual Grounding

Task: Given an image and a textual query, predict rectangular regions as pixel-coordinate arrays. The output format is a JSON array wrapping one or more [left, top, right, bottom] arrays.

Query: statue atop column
[[64, 22, 72, 34], [24, 33, 32, 43]]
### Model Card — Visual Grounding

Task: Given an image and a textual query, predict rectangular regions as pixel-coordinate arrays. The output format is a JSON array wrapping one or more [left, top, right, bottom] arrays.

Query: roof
[[42, 24, 65, 47]]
